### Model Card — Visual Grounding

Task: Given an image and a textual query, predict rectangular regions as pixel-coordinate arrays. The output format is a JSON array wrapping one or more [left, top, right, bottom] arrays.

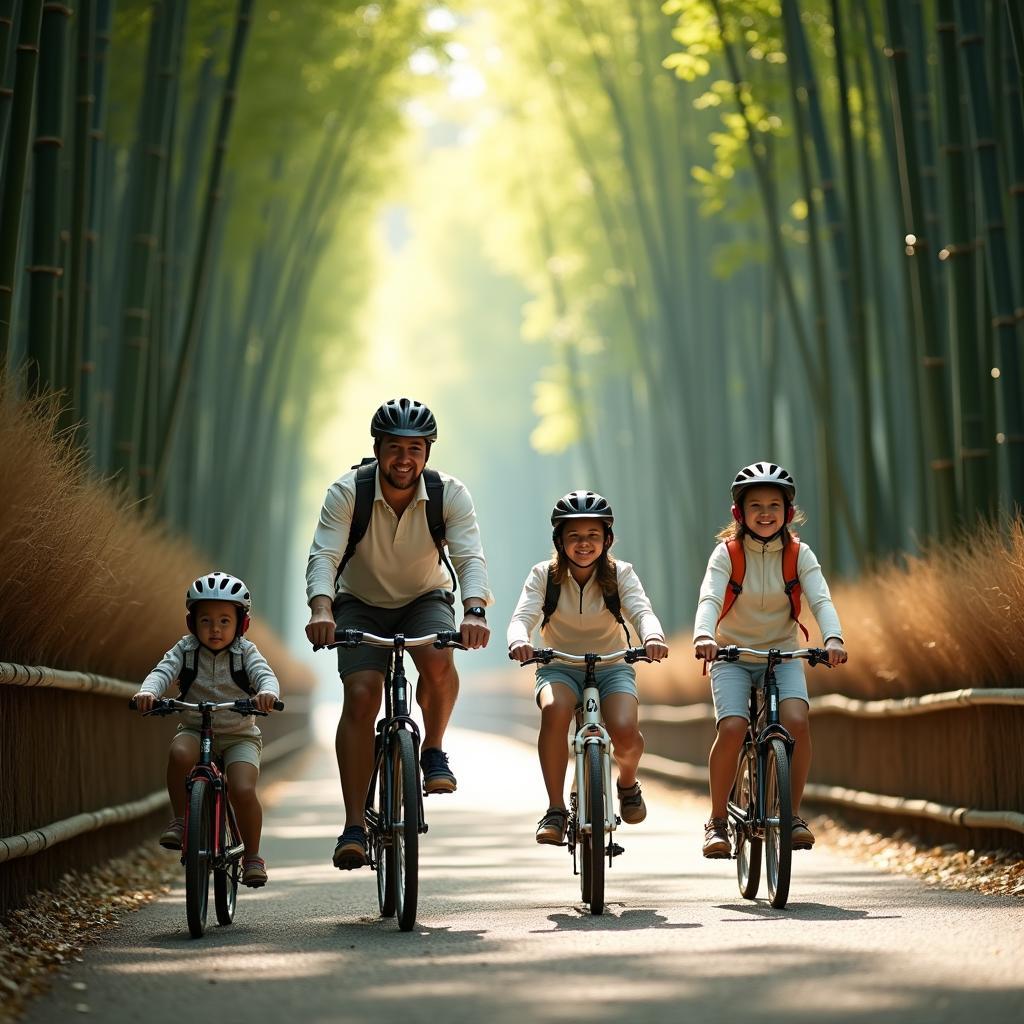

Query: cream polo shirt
[[506, 560, 665, 655], [305, 466, 493, 610], [693, 534, 843, 655]]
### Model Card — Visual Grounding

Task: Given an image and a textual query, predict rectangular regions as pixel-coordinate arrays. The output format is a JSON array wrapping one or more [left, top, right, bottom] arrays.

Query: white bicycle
[[515, 646, 650, 915]]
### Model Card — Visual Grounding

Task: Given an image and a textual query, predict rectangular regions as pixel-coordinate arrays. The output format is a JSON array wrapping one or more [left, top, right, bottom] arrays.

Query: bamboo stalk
[[955, 0, 1024, 504], [24, 1, 72, 397], [0, 0, 16, 176], [0, 0, 45, 362]]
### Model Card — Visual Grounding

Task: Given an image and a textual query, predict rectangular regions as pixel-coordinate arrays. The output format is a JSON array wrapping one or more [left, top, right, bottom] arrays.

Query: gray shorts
[[175, 728, 263, 770], [710, 659, 808, 723], [333, 589, 457, 679], [534, 664, 638, 706]]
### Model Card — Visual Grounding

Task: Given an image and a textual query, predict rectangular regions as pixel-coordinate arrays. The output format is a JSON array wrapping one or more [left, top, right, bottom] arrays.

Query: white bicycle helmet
[[186, 571, 252, 614], [730, 462, 796, 503]]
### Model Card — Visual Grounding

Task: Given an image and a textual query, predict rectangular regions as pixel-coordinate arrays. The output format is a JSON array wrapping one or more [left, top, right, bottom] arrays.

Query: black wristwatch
[[464, 605, 487, 620]]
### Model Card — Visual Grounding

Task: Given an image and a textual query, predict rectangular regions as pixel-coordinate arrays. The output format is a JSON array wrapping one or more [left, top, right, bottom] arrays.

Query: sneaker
[[535, 806, 568, 845], [616, 780, 647, 824], [159, 817, 184, 850], [420, 747, 457, 795], [332, 825, 368, 870], [242, 855, 268, 887], [702, 816, 731, 859], [792, 815, 815, 850]]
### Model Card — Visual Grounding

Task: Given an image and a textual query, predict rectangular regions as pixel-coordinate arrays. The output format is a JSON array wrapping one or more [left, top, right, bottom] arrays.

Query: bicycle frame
[[571, 655, 616, 861]]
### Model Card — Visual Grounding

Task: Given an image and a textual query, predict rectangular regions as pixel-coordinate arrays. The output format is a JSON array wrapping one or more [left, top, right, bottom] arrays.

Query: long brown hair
[[550, 523, 618, 597]]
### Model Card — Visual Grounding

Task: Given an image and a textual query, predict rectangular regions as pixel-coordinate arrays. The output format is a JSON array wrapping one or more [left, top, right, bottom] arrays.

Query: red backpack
[[716, 533, 809, 641]]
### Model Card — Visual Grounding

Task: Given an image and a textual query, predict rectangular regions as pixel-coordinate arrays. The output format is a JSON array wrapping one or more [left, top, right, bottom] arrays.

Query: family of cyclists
[[134, 396, 848, 889]]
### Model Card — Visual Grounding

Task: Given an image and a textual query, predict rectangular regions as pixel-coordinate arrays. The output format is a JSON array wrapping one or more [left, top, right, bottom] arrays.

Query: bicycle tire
[[185, 779, 212, 938], [582, 742, 605, 915], [732, 747, 762, 900], [214, 806, 239, 929], [375, 740, 396, 919], [765, 737, 793, 909], [393, 730, 420, 931]]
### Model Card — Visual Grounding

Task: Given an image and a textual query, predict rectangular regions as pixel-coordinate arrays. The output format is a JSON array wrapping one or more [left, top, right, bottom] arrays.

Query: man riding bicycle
[[305, 397, 492, 869]]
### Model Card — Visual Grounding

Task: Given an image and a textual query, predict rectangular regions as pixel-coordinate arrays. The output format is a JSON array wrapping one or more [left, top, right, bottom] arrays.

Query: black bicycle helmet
[[730, 461, 796, 503], [370, 398, 438, 441], [550, 490, 614, 525]]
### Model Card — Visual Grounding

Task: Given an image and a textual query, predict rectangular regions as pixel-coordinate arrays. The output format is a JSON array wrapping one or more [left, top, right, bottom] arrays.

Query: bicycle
[[714, 645, 831, 909], [130, 695, 284, 938], [513, 646, 651, 915], [317, 629, 466, 932]]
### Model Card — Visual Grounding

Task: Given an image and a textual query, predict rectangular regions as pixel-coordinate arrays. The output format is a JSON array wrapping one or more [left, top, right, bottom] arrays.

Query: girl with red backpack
[[693, 463, 847, 858]]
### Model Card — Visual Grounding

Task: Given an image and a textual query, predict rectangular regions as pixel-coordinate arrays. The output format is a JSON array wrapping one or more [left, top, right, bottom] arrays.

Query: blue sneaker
[[333, 825, 368, 870], [420, 747, 456, 795]]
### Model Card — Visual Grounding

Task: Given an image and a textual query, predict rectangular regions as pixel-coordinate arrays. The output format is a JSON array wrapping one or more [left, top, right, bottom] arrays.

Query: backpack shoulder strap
[[540, 565, 560, 629], [717, 538, 746, 625], [423, 468, 457, 591], [178, 647, 199, 698], [603, 564, 631, 646], [783, 533, 810, 641], [229, 650, 254, 695], [336, 461, 378, 584]]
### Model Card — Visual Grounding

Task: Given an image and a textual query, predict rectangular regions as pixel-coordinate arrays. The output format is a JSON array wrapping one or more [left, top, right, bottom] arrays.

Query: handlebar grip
[[128, 696, 138, 710], [273, 699, 285, 711], [435, 630, 462, 645]]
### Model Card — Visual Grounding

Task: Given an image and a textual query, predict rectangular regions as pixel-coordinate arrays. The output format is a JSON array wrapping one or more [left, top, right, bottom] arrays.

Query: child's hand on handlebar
[[254, 691, 278, 713], [508, 642, 534, 664], [132, 692, 155, 713], [693, 637, 718, 663], [645, 639, 669, 662], [824, 637, 848, 666]]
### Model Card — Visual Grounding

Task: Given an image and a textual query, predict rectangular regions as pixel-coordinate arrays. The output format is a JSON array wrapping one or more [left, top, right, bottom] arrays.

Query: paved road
[[21, 722, 1024, 1024]]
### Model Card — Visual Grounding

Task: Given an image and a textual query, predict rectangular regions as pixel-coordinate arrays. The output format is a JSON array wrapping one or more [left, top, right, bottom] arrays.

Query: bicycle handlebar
[[129, 696, 286, 715], [713, 645, 833, 668], [314, 629, 467, 653], [511, 646, 651, 668]]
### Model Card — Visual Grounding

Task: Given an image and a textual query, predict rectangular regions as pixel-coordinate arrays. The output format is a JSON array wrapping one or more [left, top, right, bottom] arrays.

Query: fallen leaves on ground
[[0, 846, 178, 1024]]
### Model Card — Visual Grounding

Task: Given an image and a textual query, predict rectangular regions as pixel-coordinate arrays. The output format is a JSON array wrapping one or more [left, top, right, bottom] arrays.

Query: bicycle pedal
[[608, 843, 625, 858]]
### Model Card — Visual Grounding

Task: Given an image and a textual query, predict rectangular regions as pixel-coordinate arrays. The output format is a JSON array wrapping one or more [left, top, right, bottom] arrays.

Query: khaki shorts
[[332, 589, 457, 679], [175, 727, 263, 770]]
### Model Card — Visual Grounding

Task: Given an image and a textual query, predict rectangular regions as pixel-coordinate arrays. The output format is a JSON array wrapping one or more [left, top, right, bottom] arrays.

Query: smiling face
[[559, 517, 608, 568], [741, 484, 788, 538], [375, 434, 428, 491], [191, 599, 240, 651]]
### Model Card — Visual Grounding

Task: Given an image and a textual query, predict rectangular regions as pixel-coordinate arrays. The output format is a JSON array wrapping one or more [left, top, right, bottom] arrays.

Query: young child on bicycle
[[507, 491, 669, 845], [132, 572, 280, 887], [693, 462, 847, 858]]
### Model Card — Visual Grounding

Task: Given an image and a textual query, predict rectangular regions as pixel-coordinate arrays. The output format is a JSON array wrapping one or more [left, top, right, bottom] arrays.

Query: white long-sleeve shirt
[[507, 560, 665, 655], [693, 534, 843, 655], [139, 635, 280, 737], [306, 465, 493, 609]]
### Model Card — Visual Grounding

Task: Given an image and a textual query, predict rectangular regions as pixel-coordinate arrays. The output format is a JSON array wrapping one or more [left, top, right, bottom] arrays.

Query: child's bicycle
[[714, 645, 831, 909], [513, 646, 651, 915], [130, 695, 284, 938], [317, 629, 466, 932]]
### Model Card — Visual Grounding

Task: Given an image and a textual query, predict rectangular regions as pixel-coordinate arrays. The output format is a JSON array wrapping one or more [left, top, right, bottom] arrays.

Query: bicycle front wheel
[[580, 742, 605, 915], [373, 737, 395, 919], [731, 747, 761, 900], [185, 780, 212, 938], [765, 738, 793, 909], [392, 730, 420, 931]]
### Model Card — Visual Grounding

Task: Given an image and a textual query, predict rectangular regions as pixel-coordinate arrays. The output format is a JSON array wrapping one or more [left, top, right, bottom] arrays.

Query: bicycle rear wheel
[[392, 730, 420, 931], [185, 780, 212, 938], [214, 804, 239, 927], [580, 742, 605, 915], [765, 738, 793, 909], [731, 747, 761, 900]]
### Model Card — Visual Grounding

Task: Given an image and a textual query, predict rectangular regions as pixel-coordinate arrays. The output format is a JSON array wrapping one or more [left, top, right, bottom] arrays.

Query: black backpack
[[540, 563, 631, 645], [178, 646, 253, 698], [335, 458, 456, 591]]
